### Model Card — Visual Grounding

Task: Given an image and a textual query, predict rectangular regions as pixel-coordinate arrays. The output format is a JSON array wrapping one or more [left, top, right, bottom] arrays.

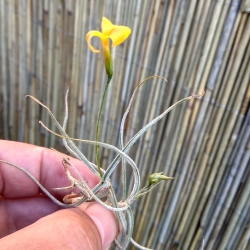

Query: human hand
[[0, 140, 117, 250]]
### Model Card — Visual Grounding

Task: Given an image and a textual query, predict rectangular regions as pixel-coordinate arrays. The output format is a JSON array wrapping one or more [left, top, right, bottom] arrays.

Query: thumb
[[83, 202, 118, 250], [1, 202, 117, 250]]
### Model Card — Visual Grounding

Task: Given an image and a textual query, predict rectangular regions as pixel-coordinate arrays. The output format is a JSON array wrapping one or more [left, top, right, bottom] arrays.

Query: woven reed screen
[[0, 1, 250, 249]]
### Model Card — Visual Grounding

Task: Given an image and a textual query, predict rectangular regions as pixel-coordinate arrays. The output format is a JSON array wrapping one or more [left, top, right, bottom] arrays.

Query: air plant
[[0, 17, 204, 249]]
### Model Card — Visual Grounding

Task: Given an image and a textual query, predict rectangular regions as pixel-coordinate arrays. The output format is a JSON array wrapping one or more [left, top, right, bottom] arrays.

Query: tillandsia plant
[[0, 17, 204, 249]]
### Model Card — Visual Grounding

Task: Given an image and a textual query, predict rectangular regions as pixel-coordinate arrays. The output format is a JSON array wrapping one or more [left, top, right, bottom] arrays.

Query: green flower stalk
[[86, 17, 131, 176]]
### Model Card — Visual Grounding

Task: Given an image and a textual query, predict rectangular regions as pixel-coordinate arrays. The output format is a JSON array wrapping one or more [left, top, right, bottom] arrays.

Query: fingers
[[0, 140, 100, 199], [0, 196, 59, 238], [0, 141, 118, 249], [0, 202, 117, 250]]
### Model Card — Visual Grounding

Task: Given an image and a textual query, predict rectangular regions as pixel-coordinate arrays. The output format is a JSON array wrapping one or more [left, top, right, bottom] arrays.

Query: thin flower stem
[[95, 75, 112, 177]]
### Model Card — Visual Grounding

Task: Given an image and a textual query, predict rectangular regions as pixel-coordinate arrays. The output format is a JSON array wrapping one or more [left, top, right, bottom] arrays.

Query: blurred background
[[0, 0, 250, 249]]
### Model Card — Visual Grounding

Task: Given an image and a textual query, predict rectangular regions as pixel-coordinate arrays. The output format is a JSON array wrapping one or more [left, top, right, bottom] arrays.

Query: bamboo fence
[[0, 0, 250, 249]]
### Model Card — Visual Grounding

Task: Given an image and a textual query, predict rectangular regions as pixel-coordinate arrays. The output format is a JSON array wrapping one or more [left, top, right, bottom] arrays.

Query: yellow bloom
[[86, 17, 131, 77]]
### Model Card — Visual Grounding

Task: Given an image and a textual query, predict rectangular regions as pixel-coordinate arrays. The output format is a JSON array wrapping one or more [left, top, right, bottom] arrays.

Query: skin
[[0, 140, 117, 250]]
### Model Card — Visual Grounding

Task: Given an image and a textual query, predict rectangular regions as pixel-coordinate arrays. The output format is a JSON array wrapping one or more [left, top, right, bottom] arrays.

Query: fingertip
[[84, 203, 117, 249]]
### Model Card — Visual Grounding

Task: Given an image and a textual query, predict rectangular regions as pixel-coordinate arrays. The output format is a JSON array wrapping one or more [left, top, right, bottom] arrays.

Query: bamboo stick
[[17, 0, 27, 143], [217, 168, 250, 249], [241, 0, 250, 12], [227, 153, 250, 249], [0, 1, 9, 140], [179, 1, 243, 248], [134, 0, 188, 244], [235, 217, 250, 250], [154, 0, 221, 244], [204, 18, 250, 248], [45, 0, 57, 148], [6, 0, 17, 141]]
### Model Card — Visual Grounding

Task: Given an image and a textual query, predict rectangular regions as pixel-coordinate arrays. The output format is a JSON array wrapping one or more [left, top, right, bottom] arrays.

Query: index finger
[[0, 140, 100, 199]]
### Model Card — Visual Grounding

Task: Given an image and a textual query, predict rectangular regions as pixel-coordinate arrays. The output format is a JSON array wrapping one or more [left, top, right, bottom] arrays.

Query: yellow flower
[[86, 17, 131, 77]]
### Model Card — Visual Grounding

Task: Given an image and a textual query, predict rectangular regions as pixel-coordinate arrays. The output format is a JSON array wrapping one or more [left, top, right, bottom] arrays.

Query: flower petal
[[101, 17, 114, 36], [86, 30, 104, 53], [108, 25, 131, 47]]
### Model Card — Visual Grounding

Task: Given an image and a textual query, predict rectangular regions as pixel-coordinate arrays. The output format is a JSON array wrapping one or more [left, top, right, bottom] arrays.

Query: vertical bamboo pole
[[45, 0, 57, 147], [217, 170, 250, 249], [0, 1, 9, 139], [7, 0, 17, 141]]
